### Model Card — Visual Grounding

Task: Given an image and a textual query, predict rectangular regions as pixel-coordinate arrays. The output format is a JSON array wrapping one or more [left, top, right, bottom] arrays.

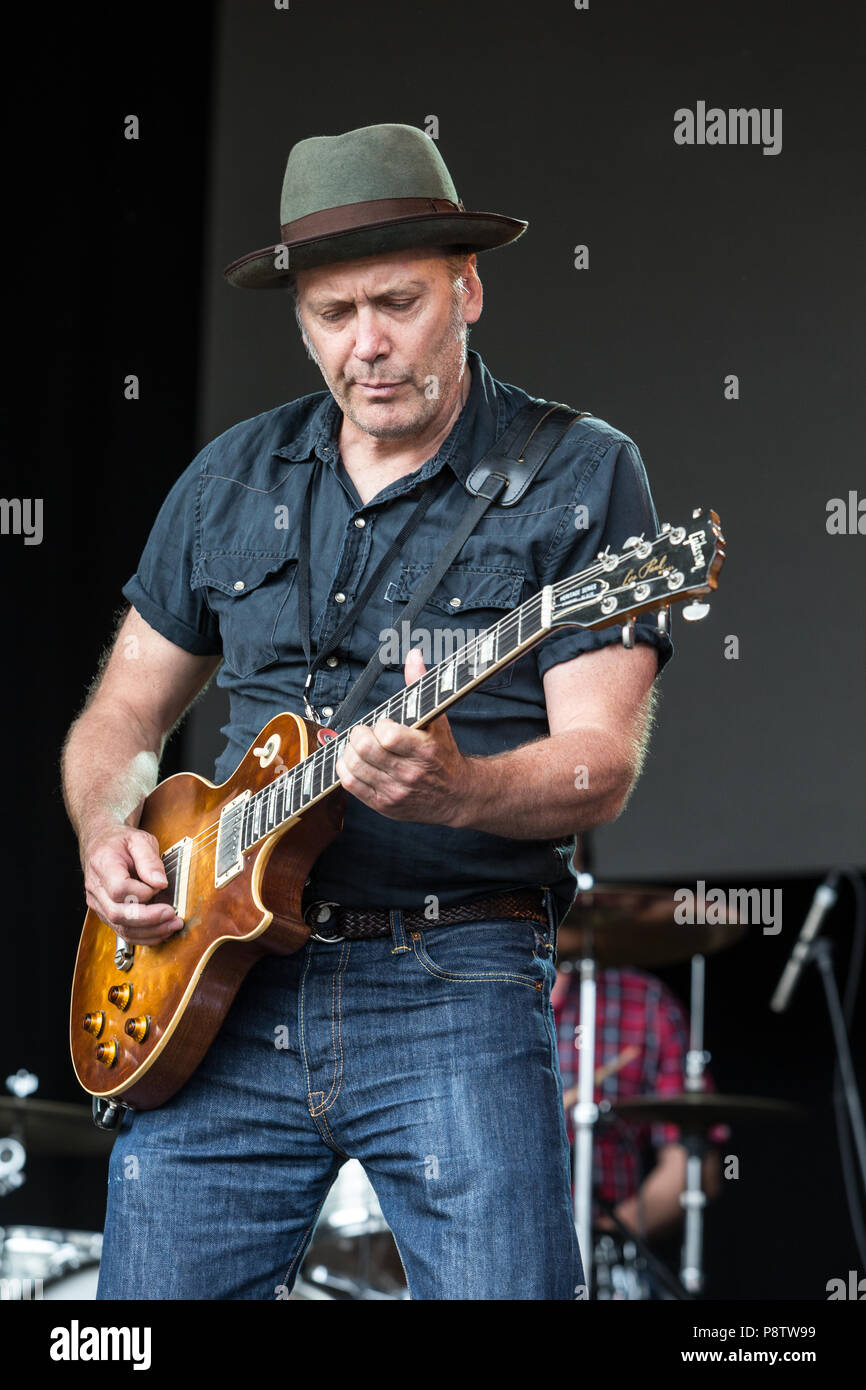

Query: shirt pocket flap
[[191, 551, 298, 677], [384, 563, 526, 692], [385, 563, 525, 616], [191, 551, 296, 598]]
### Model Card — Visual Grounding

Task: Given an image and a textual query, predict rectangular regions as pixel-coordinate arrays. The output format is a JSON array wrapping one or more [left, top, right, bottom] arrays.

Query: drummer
[[552, 838, 729, 1239], [551, 962, 728, 1238]]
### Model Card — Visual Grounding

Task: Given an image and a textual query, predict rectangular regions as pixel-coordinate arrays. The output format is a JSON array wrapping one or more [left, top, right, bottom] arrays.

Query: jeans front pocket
[[409, 919, 545, 991]]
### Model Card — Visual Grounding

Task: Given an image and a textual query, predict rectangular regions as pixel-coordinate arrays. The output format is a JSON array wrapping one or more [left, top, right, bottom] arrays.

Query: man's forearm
[[613, 1148, 720, 1239], [61, 702, 163, 860], [452, 726, 637, 839]]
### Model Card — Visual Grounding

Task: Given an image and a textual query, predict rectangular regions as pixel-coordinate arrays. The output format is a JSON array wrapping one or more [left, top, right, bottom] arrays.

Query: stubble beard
[[304, 293, 469, 441]]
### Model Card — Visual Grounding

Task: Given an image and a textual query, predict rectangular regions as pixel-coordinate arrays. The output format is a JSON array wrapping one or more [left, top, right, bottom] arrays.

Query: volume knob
[[108, 983, 132, 1011], [95, 1038, 118, 1067], [82, 1012, 105, 1037], [124, 1015, 150, 1043]]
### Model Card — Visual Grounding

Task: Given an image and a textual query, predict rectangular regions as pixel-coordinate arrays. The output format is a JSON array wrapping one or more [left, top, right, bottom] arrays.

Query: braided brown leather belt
[[305, 888, 549, 941]]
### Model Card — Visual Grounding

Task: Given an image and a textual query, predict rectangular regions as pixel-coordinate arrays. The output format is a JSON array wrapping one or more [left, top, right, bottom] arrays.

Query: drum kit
[[1, 880, 804, 1302], [293, 1160, 409, 1300], [0, 1071, 112, 1299], [557, 876, 803, 1299]]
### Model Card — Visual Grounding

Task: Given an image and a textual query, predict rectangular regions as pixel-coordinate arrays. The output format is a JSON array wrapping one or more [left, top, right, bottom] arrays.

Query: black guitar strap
[[299, 399, 592, 731]]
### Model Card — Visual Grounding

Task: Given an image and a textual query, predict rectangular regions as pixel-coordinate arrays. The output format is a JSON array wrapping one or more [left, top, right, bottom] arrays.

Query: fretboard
[[238, 582, 554, 851]]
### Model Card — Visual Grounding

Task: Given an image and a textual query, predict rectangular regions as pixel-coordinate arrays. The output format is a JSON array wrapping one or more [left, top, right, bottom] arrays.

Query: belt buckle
[[307, 900, 345, 942]]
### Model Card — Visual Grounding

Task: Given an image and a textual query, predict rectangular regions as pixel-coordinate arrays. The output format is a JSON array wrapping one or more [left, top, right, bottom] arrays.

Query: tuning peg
[[682, 601, 711, 622], [656, 606, 670, 633], [621, 619, 636, 648], [622, 535, 644, 550], [660, 522, 671, 533], [692, 507, 702, 519]]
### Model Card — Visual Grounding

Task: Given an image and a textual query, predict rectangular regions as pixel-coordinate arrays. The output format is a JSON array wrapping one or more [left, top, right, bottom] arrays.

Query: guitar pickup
[[215, 791, 250, 888]]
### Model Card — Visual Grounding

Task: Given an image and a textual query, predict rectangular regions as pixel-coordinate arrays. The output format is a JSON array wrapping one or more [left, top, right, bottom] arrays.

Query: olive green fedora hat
[[223, 122, 528, 289]]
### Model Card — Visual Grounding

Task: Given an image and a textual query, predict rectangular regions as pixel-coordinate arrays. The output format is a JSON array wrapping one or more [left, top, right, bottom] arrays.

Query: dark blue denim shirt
[[123, 349, 673, 918]]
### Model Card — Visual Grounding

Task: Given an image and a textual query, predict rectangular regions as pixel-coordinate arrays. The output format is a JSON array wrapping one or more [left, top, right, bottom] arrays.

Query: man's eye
[[320, 299, 414, 321]]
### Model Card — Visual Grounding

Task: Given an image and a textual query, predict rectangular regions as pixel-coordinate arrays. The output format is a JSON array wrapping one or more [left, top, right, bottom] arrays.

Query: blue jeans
[[97, 903, 584, 1300]]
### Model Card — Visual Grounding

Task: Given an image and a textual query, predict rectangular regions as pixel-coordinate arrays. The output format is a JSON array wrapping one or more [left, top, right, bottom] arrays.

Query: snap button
[[233, 580, 245, 591], [449, 596, 462, 608], [316, 905, 332, 923], [353, 517, 366, 529], [334, 592, 346, 604], [326, 656, 338, 668], [322, 706, 334, 718]]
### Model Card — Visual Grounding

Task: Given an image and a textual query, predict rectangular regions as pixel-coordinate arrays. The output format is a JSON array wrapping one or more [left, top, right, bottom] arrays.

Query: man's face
[[294, 249, 482, 442]]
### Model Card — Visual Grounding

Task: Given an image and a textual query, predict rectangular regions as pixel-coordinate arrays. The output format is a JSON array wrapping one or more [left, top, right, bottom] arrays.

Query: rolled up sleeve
[[122, 447, 222, 656], [535, 435, 674, 681]]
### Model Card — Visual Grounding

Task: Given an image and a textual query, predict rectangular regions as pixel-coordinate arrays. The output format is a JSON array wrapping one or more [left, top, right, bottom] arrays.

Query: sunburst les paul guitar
[[70, 510, 725, 1116]]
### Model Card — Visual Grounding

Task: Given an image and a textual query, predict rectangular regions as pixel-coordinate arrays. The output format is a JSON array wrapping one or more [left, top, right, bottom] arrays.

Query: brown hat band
[[280, 195, 466, 243]]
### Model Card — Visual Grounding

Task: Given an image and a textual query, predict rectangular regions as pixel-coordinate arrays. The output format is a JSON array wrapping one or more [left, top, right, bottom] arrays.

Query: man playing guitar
[[62, 123, 672, 1300]]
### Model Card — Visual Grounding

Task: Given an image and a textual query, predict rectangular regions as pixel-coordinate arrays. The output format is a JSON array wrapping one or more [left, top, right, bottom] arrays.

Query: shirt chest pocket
[[192, 551, 299, 677], [384, 562, 526, 691]]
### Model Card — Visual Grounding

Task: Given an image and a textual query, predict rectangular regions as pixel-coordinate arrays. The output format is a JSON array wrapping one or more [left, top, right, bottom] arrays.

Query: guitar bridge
[[162, 835, 192, 918], [215, 791, 250, 888], [112, 835, 193, 968]]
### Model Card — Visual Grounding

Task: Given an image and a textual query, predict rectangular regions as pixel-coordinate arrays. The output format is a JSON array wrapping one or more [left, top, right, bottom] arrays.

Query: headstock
[[550, 508, 725, 642]]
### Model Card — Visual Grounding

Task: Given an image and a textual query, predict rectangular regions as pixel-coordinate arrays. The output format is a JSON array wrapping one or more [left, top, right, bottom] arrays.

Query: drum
[[295, 1160, 407, 1300], [592, 1231, 652, 1300], [0, 1226, 101, 1299]]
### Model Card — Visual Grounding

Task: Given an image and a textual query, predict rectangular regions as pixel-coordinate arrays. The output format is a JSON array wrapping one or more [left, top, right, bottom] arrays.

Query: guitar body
[[70, 712, 344, 1111]]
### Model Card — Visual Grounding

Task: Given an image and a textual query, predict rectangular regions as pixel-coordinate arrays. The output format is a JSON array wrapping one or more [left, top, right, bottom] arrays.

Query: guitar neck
[[237, 584, 555, 850]]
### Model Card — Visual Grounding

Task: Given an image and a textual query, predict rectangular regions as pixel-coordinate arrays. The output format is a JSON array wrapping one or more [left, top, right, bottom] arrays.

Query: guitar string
[[155, 586, 548, 872], [155, 556, 686, 880], [154, 520, 708, 884], [156, 571, 562, 868], [163, 526, 681, 874], [152, 554, 684, 886], [155, 562, 682, 881]]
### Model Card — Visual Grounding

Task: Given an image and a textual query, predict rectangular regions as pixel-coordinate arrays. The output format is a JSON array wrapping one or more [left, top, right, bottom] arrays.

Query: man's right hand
[[82, 823, 184, 943]]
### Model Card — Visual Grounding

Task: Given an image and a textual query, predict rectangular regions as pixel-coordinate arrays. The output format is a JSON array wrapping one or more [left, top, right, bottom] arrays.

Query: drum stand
[[680, 952, 710, 1293], [571, 946, 599, 1295], [595, 1197, 692, 1299]]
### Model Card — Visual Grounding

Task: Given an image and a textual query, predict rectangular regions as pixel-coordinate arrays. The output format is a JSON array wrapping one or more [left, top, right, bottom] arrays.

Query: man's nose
[[352, 308, 390, 362]]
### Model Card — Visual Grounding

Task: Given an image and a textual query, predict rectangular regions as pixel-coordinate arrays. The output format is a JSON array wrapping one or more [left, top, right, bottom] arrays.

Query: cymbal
[[0, 1097, 115, 1157], [557, 883, 745, 968], [606, 1093, 805, 1132]]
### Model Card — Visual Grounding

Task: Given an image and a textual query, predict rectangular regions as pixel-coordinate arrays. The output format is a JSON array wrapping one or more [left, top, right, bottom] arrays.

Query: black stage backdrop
[[193, 0, 866, 881], [0, 0, 863, 1304]]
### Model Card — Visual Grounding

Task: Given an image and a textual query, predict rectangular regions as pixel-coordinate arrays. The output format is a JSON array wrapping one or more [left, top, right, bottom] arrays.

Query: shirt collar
[[271, 349, 507, 487]]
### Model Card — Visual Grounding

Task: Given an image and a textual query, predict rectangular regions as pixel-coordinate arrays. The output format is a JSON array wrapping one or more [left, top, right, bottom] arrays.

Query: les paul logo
[[622, 554, 673, 587]]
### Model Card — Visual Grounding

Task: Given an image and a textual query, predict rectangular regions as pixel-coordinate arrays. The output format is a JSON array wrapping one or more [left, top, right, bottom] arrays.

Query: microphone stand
[[810, 937, 866, 1192]]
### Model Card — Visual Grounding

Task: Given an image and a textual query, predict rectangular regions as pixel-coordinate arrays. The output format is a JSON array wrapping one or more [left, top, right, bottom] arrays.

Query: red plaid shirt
[[552, 967, 727, 1206]]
